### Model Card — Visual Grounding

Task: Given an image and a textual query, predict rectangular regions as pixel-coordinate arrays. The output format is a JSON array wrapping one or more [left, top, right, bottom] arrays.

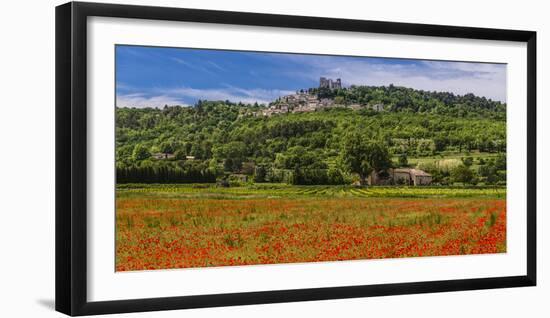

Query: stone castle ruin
[[319, 77, 342, 89]]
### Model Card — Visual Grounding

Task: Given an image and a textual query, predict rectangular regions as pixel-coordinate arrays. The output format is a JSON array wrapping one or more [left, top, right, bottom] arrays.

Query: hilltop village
[[258, 77, 384, 117], [116, 80, 507, 188]]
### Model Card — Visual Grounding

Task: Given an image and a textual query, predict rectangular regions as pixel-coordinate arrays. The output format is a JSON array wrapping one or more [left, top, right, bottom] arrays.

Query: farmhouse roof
[[393, 168, 412, 173], [409, 169, 431, 177], [392, 168, 431, 177]]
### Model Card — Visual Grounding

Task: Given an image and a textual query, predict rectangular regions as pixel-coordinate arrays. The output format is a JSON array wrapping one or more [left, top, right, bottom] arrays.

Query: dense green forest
[[308, 84, 506, 119], [116, 85, 506, 186]]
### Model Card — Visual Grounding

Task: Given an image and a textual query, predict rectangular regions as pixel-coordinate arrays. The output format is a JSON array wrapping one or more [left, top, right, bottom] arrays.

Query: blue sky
[[116, 45, 507, 108]]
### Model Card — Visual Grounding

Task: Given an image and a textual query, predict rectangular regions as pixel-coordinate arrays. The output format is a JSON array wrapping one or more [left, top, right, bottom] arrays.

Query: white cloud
[[278, 55, 507, 102], [157, 86, 294, 105], [117, 87, 295, 108], [171, 57, 230, 76], [116, 93, 188, 108], [207, 61, 227, 72]]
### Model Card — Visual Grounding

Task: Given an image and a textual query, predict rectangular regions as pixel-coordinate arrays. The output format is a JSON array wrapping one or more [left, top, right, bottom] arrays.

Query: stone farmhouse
[[152, 152, 175, 160], [152, 153, 195, 160], [372, 103, 384, 112], [369, 168, 432, 186]]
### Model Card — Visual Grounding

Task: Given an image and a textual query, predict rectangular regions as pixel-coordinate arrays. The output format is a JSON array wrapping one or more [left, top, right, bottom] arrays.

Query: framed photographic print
[[55, 1, 536, 316]]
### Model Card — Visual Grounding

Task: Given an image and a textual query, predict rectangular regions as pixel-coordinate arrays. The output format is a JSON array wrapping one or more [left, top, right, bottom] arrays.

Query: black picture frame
[[55, 1, 537, 316]]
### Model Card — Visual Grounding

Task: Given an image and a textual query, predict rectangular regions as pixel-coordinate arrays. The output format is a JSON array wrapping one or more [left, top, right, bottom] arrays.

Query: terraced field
[[117, 183, 506, 199]]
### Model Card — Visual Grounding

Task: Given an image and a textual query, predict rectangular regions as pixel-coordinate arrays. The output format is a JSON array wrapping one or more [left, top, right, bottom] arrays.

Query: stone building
[[369, 168, 432, 186], [371, 103, 384, 112], [392, 168, 413, 185], [319, 77, 342, 89], [409, 169, 433, 186]]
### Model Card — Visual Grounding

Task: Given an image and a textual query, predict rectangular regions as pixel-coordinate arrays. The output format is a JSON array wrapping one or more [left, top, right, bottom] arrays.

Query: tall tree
[[159, 141, 174, 158], [217, 141, 248, 173], [450, 164, 476, 184], [341, 132, 392, 186], [132, 144, 151, 161]]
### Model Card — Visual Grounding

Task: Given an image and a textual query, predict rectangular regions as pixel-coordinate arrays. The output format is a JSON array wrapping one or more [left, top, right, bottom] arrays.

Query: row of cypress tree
[[116, 166, 216, 184]]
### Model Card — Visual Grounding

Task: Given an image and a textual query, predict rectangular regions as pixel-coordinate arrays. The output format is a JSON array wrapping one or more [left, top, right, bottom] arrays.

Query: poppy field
[[115, 184, 506, 271]]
